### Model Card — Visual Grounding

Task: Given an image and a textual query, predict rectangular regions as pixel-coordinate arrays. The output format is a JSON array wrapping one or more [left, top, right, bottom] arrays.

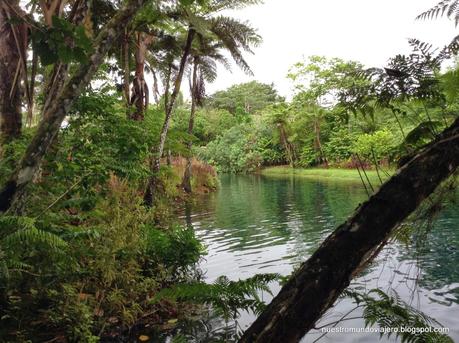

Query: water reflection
[[173, 174, 459, 342]]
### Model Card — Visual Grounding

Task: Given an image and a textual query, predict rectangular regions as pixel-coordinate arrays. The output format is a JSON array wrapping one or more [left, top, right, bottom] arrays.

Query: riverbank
[[260, 166, 392, 183]]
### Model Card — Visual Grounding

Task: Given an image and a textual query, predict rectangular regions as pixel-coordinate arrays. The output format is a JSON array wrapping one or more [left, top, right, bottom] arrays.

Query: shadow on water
[[148, 174, 459, 342]]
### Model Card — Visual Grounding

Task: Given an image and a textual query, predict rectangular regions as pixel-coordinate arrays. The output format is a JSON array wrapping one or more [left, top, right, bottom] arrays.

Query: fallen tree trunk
[[0, 0, 148, 213], [239, 117, 459, 343]]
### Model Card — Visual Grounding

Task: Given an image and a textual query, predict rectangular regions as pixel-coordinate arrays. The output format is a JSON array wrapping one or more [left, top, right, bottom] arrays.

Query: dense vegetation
[[0, 0, 458, 342], [195, 57, 459, 174]]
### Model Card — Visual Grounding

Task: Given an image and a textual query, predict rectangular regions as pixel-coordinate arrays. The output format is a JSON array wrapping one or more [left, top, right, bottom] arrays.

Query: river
[[172, 173, 459, 342]]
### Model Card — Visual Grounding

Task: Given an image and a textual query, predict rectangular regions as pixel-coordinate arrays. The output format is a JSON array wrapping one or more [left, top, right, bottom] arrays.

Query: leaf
[[75, 26, 92, 51], [179, 0, 195, 6], [57, 45, 74, 64], [404, 120, 441, 145], [138, 335, 149, 342]]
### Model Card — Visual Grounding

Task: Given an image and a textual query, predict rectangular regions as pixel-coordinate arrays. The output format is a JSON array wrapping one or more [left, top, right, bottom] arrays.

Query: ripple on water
[[177, 175, 459, 342]]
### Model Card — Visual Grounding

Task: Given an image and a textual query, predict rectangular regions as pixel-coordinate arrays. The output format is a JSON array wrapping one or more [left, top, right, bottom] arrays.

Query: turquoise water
[[177, 174, 459, 342]]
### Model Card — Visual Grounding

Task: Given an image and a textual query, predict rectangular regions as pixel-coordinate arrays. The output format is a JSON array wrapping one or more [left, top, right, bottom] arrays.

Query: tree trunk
[[144, 28, 195, 206], [313, 118, 327, 166], [26, 50, 38, 127], [181, 60, 198, 194], [278, 124, 294, 167], [0, 0, 24, 143], [152, 69, 160, 104], [0, 0, 149, 213], [239, 117, 459, 343], [129, 32, 154, 120], [123, 28, 130, 109], [41, 0, 89, 118]]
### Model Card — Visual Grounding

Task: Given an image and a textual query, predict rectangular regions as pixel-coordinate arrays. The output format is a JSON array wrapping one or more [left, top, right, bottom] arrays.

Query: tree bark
[[0, 0, 25, 143], [0, 0, 149, 213], [181, 59, 198, 194], [41, 0, 89, 118], [152, 69, 160, 104], [313, 118, 327, 166], [26, 50, 38, 127], [123, 28, 131, 109], [239, 117, 459, 343], [144, 28, 195, 206], [129, 32, 154, 120], [278, 124, 295, 167]]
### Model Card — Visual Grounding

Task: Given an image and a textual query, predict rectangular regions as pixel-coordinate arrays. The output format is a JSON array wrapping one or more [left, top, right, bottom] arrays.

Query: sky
[[205, 0, 458, 98]]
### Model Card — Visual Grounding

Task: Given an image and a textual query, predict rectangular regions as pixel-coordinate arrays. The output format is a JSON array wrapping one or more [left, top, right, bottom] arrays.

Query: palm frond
[[208, 16, 261, 75]]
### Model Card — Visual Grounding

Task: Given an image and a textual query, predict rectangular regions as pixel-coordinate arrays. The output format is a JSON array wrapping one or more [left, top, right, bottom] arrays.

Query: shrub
[[352, 129, 396, 164]]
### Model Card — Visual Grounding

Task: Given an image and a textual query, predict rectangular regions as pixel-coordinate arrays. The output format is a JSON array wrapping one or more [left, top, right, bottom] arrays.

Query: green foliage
[[323, 128, 357, 162], [208, 81, 283, 115], [0, 94, 211, 341], [153, 273, 280, 320], [32, 17, 92, 65], [0, 172, 205, 341], [404, 120, 442, 148], [352, 129, 397, 163], [60, 90, 158, 183], [145, 226, 205, 276], [345, 289, 453, 343], [198, 122, 281, 173]]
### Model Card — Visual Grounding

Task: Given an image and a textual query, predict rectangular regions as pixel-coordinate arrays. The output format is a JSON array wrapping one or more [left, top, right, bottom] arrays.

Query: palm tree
[[181, 37, 230, 193], [144, 2, 261, 204], [144, 25, 196, 206]]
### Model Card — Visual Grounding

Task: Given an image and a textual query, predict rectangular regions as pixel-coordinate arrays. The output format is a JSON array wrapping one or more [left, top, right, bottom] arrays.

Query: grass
[[260, 166, 393, 183]]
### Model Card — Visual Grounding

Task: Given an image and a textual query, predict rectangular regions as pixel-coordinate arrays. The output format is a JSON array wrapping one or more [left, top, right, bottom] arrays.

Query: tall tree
[[181, 17, 260, 192], [209, 81, 281, 115], [40, 0, 92, 118], [181, 57, 200, 193], [144, 26, 195, 206], [0, 0, 27, 144], [0, 0, 150, 213], [129, 32, 155, 120], [181, 39, 226, 193], [145, 7, 261, 202]]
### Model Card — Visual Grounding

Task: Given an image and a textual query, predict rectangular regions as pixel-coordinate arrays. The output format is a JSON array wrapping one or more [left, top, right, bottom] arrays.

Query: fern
[[344, 289, 454, 343], [417, 0, 459, 26], [0, 215, 67, 280], [152, 273, 280, 320], [404, 120, 442, 146], [0, 216, 67, 249], [208, 0, 262, 12]]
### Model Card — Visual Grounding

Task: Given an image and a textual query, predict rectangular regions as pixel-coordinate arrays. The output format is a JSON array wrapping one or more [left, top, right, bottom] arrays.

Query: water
[[177, 174, 459, 342]]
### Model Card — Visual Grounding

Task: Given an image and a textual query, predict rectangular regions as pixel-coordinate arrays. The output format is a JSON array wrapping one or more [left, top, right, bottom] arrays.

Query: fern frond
[[0, 216, 67, 250], [345, 288, 454, 343], [152, 273, 280, 319], [4, 227, 67, 250], [208, 0, 262, 12], [416, 0, 459, 26]]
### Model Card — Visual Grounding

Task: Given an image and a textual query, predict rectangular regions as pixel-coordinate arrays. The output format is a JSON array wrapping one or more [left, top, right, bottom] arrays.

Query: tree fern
[[417, 0, 459, 26]]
